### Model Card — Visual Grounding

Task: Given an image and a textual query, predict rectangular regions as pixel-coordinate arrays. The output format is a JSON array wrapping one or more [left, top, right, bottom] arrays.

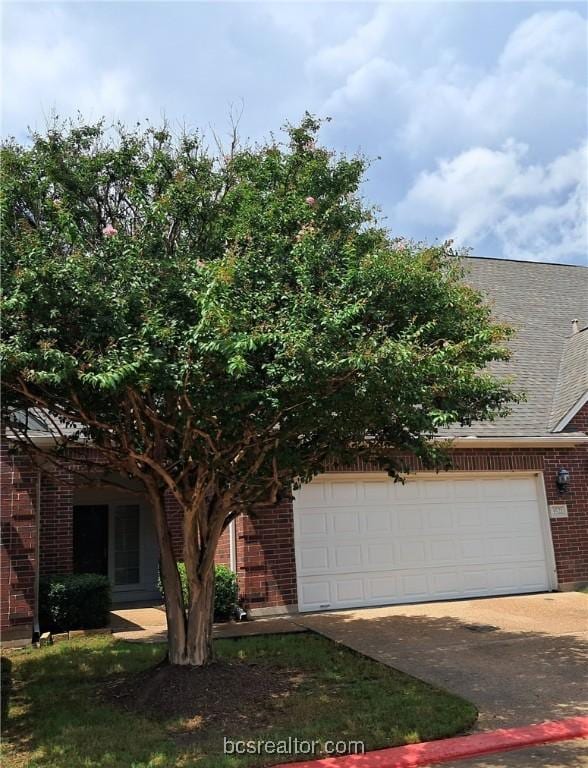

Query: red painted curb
[[274, 716, 588, 768]]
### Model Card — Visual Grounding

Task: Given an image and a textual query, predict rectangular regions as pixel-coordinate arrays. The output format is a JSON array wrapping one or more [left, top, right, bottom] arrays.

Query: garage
[[294, 473, 556, 612]]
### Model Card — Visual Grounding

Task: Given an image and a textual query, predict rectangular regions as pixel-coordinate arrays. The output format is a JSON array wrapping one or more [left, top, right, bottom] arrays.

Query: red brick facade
[[2, 406, 588, 638], [38, 470, 73, 577], [1, 437, 38, 641]]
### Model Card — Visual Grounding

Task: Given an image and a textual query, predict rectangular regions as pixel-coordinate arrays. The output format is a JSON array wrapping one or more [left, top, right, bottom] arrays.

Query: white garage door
[[294, 474, 553, 612]]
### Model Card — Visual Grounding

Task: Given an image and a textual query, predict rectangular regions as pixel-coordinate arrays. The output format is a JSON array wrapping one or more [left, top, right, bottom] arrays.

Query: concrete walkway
[[295, 593, 588, 731], [110, 604, 305, 642]]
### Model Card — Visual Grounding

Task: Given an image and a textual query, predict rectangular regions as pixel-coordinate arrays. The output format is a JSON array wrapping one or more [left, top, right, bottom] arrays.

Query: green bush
[[214, 565, 238, 620], [158, 563, 238, 621], [39, 574, 111, 632]]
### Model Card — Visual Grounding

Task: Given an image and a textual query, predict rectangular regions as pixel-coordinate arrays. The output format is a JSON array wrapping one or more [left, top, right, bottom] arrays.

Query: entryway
[[73, 487, 160, 604]]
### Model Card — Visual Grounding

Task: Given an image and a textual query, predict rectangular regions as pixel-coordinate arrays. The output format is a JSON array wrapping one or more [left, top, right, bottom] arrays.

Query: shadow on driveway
[[295, 595, 588, 730]]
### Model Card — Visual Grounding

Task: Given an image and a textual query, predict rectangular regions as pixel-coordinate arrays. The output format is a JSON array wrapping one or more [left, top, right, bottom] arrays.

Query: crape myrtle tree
[[1, 115, 517, 666]]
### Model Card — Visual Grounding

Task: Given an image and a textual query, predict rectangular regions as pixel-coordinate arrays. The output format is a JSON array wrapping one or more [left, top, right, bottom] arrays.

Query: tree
[[1, 116, 517, 665]]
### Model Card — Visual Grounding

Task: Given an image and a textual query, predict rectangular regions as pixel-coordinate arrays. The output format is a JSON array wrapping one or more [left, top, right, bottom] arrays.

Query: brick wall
[[565, 400, 588, 434], [237, 501, 298, 610], [236, 442, 588, 610], [38, 469, 73, 576], [0, 436, 37, 640], [2, 432, 587, 632]]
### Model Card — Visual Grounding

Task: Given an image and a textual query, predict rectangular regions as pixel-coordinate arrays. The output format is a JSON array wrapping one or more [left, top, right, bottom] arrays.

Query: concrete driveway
[[295, 593, 588, 731]]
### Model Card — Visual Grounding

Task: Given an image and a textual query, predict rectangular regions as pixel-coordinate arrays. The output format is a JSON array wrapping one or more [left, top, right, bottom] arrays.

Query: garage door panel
[[397, 506, 425, 532], [397, 539, 427, 566], [334, 544, 362, 568], [422, 480, 453, 500], [331, 482, 359, 505], [364, 508, 392, 533], [453, 479, 483, 501], [332, 509, 360, 534], [300, 580, 331, 608], [363, 482, 390, 503], [295, 475, 551, 611], [430, 575, 463, 598], [298, 484, 328, 507], [335, 578, 364, 603], [368, 575, 398, 599], [456, 504, 485, 527], [430, 539, 457, 562], [459, 538, 487, 559], [366, 541, 395, 566], [401, 573, 429, 600], [299, 511, 329, 536], [425, 506, 454, 531], [300, 546, 329, 571]]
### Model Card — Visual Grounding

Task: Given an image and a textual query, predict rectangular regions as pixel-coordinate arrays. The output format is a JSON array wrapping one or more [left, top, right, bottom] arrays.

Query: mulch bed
[[103, 659, 294, 730]]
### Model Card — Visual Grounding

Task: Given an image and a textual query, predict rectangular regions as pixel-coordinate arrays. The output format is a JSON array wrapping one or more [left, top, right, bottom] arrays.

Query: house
[[2, 256, 587, 643]]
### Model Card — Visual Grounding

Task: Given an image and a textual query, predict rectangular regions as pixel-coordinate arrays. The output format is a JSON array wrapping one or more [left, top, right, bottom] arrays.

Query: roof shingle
[[450, 257, 588, 437]]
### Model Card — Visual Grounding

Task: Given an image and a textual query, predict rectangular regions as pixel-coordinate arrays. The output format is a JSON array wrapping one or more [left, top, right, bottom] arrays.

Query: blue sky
[[3, 1, 587, 264]]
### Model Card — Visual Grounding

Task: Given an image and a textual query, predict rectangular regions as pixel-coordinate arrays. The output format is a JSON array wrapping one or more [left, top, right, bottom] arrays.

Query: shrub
[[39, 573, 111, 632], [158, 563, 238, 621], [214, 565, 239, 620]]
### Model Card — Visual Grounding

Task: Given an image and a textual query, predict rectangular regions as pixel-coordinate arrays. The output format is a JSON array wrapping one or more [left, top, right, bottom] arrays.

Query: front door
[[73, 505, 108, 575]]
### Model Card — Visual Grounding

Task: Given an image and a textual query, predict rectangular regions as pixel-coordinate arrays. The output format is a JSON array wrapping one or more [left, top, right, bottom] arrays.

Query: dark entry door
[[73, 505, 108, 575]]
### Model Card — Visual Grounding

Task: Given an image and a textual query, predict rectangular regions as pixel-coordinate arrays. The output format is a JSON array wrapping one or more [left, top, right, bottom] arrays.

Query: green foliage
[[39, 573, 111, 631], [158, 561, 189, 608], [214, 564, 239, 620], [1, 114, 518, 504], [157, 563, 238, 620]]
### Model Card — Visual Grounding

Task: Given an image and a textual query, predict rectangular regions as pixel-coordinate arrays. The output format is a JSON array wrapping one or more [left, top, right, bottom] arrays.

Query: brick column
[[0, 434, 37, 644], [38, 470, 74, 577]]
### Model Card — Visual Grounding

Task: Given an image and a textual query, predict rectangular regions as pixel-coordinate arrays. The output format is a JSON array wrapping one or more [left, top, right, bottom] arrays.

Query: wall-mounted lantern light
[[556, 468, 571, 494]]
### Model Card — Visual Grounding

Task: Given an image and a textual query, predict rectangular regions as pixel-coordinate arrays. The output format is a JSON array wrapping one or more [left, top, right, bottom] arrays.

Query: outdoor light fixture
[[556, 468, 571, 494]]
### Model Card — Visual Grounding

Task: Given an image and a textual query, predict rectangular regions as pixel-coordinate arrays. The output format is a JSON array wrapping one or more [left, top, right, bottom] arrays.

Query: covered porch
[[71, 483, 161, 605]]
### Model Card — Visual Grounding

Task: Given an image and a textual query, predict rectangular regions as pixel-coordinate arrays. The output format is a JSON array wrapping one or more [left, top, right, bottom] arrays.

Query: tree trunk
[[148, 486, 189, 665], [185, 568, 215, 666], [149, 484, 222, 666]]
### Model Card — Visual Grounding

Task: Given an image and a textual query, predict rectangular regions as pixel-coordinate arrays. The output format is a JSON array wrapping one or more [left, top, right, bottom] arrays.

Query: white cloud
[[1, 6, 150, 136], [396, 141, 587, 263], [314, 8, 586, 162], [499, 9, 586, 74]]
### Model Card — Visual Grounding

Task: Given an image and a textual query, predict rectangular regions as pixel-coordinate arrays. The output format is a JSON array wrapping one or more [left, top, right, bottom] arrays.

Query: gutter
[[448, 435, 588, 448]]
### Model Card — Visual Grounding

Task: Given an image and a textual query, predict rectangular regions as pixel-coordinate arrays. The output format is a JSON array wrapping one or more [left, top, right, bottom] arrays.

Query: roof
[[448, 257, 588, 438], [549, 327, 588, 430]]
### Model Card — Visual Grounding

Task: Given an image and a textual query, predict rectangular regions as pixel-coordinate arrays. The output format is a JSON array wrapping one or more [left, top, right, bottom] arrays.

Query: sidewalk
[[110, 604, 305, 642]]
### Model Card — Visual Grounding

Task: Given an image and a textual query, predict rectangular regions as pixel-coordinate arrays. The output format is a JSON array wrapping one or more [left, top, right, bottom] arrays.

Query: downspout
[[229, 518, 237, 572], [33, 470, 41, 639], [229, 519, 247, 620]]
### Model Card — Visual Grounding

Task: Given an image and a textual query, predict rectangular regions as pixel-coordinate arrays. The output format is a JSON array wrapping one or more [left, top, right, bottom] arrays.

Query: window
[[114, 505, 140, 585]]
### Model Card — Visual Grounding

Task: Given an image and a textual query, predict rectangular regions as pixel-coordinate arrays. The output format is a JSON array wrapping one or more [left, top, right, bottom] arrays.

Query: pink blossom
[[305, 196, 316, 207], [102, 224, 118, 237]]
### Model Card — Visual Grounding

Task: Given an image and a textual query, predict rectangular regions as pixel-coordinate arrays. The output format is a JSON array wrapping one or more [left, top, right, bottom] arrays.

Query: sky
[[2, 1, 587, 265]]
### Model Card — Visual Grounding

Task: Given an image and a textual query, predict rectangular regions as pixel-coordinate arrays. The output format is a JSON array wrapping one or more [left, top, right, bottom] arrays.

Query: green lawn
[[2, 633, 477, 768]]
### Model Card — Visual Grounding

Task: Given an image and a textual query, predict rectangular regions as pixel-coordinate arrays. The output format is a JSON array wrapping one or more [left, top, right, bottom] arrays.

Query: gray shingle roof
[[450, 257, 588, 437], [549, 327, 588, 430]]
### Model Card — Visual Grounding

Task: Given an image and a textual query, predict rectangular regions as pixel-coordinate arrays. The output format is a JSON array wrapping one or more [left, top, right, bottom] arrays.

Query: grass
[[1, 633, 477, 768]]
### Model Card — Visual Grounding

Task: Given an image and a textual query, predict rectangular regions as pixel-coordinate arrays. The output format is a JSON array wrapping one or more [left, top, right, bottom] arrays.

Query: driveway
[[295, 593, 588, 731]]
